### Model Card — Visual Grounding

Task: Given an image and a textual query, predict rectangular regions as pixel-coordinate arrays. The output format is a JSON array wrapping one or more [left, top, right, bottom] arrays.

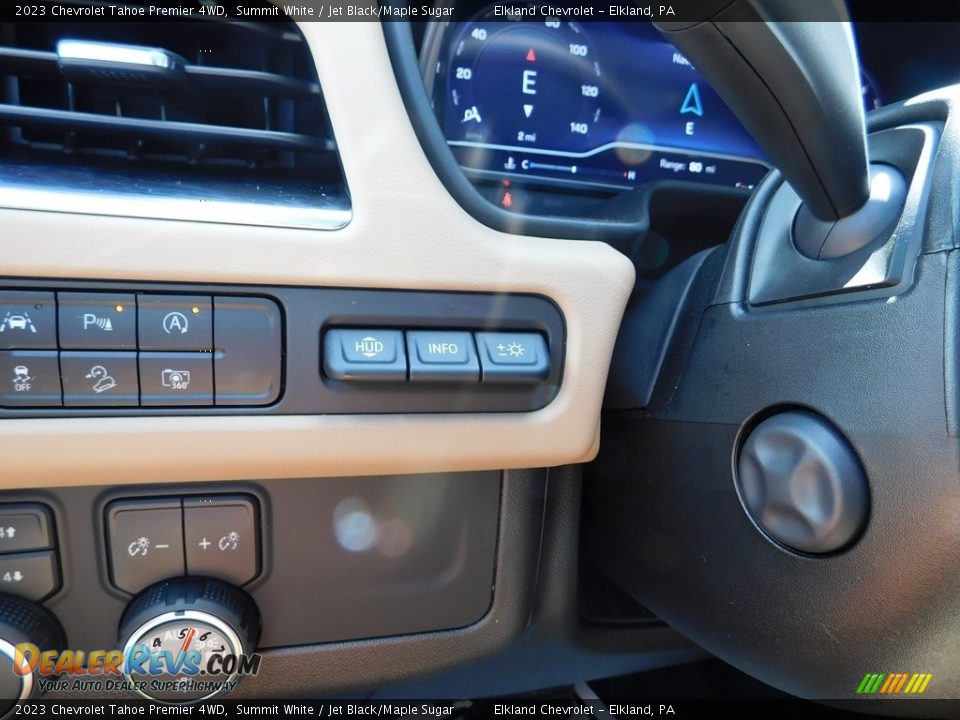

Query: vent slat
[[184, 66, 320, 99], [0, 47, 320, 99], [0, 103, 331, 151], [0, 47, 60, 77]]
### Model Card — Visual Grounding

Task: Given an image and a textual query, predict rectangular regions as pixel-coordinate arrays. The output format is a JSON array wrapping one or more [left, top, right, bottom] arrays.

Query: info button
[[408, 331, 479, 382], [323, 329, 407, 381]]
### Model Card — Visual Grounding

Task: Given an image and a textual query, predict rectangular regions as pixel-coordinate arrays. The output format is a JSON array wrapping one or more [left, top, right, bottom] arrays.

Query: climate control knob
[[0, 593, 64, 708], [118, 577, 260, 703]]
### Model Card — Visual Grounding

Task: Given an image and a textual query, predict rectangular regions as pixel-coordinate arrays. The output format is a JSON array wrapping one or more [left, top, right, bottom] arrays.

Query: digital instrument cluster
[[422, 11, 880, 200]]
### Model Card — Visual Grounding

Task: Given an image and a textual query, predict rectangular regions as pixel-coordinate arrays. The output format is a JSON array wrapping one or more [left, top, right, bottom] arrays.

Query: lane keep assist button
[[0, 292, 57, 350]]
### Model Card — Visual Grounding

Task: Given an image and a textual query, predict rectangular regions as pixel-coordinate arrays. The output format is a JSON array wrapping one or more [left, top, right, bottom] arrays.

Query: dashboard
[[5, 0, 960, 711], [419, 10, 881, 211]]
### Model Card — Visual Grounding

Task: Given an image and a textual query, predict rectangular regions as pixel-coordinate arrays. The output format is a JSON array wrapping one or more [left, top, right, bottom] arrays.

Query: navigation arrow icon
[[680, 83, 703, 117], [523, 104, 534, 118]]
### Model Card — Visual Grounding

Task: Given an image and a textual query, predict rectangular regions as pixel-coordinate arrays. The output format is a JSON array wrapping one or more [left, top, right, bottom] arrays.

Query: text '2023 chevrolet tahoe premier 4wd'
[[0, 0, 959, 717]]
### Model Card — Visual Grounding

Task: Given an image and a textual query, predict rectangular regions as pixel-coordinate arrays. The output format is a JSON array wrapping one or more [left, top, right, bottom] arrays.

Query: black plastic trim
[[19, 470, 547, 698]]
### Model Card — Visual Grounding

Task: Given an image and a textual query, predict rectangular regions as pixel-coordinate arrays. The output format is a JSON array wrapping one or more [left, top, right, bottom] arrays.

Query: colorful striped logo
[[857, 673, 933, 695]]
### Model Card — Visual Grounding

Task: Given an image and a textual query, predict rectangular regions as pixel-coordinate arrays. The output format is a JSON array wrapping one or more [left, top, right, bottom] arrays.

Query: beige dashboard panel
[[0, 22, 634, 488]]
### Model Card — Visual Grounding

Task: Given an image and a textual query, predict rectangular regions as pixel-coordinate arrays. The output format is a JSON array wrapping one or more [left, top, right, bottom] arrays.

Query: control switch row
[[0, 504, 59, 601], [324, 329, 549, 384], [0, 292, 282, 408], [107, 495, 259, 594]]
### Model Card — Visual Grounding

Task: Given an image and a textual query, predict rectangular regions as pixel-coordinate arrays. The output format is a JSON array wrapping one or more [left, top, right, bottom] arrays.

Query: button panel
[[0, 284, 563, 414], [323, 329, 549, 385], [107, 495, 260, 593], [0, 502, 60, 602], [0, 291, 283, 409]]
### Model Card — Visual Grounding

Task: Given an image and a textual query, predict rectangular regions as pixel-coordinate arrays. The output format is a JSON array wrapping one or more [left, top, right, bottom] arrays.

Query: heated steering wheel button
[[476, 332, 550, 383], [408, 331, 479, 382], [323, 329, 406, 381]]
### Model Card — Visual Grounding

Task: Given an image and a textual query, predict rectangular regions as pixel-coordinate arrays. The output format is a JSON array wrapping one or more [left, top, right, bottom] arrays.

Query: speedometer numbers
[[445, 19, 602, 151]]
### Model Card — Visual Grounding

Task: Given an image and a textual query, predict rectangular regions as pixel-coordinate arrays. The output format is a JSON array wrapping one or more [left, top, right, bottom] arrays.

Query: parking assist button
[[58, 293, 136, 349]]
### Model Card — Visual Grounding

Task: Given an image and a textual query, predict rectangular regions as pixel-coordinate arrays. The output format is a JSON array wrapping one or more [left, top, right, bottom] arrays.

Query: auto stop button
[[138, 295, 212, 351], [183, 495, 258, 585]]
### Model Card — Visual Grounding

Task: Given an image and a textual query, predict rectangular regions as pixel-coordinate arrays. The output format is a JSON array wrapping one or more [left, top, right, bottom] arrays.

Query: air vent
[[0, 2, 350, 229]]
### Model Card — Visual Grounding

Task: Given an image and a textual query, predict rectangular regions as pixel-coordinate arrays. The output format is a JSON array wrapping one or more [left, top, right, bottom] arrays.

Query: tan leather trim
[[0, 22, 633, 488]]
